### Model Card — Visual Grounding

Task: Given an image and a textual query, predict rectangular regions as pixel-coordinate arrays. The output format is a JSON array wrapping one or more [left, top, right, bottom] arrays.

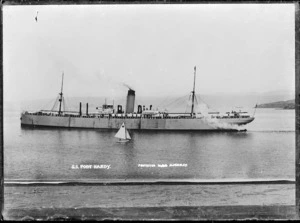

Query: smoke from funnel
[[123, 83, 134, 91]]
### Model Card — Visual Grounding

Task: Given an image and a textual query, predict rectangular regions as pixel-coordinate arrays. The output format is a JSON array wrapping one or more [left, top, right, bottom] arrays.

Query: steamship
[[20, 67, 255, 130]]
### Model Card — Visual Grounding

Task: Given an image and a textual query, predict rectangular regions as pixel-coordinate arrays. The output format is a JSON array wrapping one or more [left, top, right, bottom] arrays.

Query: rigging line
[[63, 97, 66, 112], [65, 96, 70, 112], [195, 94, 211, 109], [168, 99, 186, 108], [193, 96, 204, 114], [156, 97, 170, 108], [155, 93, 190, 110], [41, 99, 51, 110], [195, 97, 214, 113], [64, 96, 69, 112], [156, 95, 173, 108], [165, 94, 189, 105], [41, 97, 57, 111], [164, 98, 186, 109], [195, 94, 205, 104], [51, 96, 59, 111], [185, 94, 192, 113], [184, 95, 191, 113], [166, 98, 189, 110], [162, 94, 190, 108], [194, 94, 199, 105], [178, 99, 193, 110]]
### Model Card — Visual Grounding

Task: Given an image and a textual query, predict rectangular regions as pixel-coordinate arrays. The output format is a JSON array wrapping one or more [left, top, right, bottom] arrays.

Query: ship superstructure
[[20, 67, 255, 130]]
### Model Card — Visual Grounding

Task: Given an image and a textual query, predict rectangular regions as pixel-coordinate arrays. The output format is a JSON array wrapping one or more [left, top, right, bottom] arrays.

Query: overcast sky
[[3, 4, 295, 102]]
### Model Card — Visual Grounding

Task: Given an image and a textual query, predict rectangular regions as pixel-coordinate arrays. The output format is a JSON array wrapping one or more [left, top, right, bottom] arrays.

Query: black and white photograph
[[2, 2, 297, 220]]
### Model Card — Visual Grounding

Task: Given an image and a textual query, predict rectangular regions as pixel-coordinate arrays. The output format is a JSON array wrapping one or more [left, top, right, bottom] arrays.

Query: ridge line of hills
[[256, 99, 295, 109]]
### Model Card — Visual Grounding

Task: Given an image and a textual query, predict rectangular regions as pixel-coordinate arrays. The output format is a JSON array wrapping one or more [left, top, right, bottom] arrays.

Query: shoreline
[[4, 184, 296, 220]]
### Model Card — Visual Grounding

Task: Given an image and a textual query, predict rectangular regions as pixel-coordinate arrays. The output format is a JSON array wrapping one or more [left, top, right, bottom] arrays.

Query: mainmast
[[191, 66, 196, 116], [58, 72, 64, 115]]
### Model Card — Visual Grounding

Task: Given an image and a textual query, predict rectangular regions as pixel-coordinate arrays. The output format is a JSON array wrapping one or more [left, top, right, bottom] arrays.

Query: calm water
[[4, 108, 295, 181]]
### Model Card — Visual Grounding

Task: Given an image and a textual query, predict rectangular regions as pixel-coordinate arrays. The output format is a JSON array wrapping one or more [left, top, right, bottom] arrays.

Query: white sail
[[115, 122, 130, 140], [115, 123, 126, 139], [125, 129, 131, 139]]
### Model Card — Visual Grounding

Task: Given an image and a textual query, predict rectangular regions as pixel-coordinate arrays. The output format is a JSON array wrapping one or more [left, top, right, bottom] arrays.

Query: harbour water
[[3, 108, 296, 219], [4, 108, 295, 181]]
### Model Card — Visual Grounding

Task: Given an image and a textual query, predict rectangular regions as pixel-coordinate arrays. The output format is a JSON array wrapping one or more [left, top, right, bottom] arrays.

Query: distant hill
[[256, 99, 295, 109]]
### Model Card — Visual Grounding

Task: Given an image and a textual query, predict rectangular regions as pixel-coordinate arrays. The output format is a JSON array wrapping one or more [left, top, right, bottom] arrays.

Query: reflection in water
[[122, 137, 139, 179]]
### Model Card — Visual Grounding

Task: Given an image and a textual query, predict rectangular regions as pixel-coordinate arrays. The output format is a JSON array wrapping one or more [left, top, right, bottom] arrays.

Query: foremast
[[191, 66, 196, 117], [58, 72, 64, 115]]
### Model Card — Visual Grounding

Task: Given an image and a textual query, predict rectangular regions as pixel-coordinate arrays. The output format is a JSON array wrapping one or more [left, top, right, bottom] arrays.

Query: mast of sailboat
[[191, 66, 196, 116], [58, 72, 64, 115]]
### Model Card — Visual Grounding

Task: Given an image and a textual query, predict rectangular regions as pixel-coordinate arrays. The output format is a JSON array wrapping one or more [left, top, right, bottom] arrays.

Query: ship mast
[[58, 72, 64, 115], [191, 66, 196, 116]]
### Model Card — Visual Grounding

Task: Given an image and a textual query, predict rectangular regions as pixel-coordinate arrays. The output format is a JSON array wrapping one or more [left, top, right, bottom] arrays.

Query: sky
[[3, 4, 295, 103]]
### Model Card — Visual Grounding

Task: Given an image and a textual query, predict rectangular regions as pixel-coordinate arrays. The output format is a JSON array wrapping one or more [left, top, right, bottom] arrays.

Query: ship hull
[[216, 117, 255, 125], [20, 114, 253, 130]]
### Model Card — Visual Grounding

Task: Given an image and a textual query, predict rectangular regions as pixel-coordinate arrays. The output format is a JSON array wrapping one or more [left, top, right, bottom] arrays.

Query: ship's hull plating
[[20, 114, 254, 130]]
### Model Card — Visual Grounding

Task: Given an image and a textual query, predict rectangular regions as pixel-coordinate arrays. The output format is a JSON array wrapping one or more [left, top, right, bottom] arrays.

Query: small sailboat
[[115, 122, 131, 143]]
